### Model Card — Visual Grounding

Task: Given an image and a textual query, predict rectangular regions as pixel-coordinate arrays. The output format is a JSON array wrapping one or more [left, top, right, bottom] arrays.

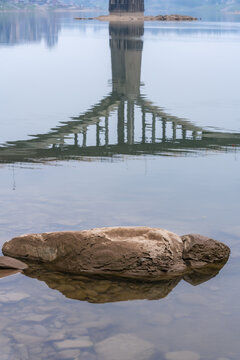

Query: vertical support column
[[162, 118, 166, 142], [172, 122, 176, 142], [96, 122, 100, 147], [118, 100, 125, 144], [83, 130, 87, 147], [127, 100, 134, 144], [142, 108, 146, 144], [152, 113, 156, 144], [182, 125, 186, 140], [59, 135, 64, 149], [105, 116, 109, 146], [74, 133, 78, 146]]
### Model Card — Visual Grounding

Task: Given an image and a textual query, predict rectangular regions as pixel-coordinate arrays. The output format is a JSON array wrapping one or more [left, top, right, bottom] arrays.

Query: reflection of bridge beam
[[1, 22, 240, 164], [1, 133, 240, 164]]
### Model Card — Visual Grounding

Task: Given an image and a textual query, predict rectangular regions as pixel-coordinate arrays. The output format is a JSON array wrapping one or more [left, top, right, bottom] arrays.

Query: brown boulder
[[2, 227, 186, 280], [2, 228, 230, 281]]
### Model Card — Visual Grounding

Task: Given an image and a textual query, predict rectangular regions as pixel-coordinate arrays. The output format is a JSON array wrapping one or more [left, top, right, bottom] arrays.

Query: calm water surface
[[0, 11, 240, 360]]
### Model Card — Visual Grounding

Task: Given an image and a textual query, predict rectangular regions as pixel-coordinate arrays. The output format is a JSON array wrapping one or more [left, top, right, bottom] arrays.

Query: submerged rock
[[2, 227, 230, 281], [95, 333, 155, 360], [165, 350, 200, 360]]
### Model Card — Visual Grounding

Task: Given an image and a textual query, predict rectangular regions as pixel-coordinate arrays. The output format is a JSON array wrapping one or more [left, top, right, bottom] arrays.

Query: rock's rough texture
[[182, 234, 230, 269], [2, 227, 230, 280], [0, 256, 28, 270], [2, 227, 187, 280]]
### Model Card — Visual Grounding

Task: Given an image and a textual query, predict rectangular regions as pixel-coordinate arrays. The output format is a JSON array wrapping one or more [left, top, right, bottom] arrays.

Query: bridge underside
[[109, 0, 144, 14]]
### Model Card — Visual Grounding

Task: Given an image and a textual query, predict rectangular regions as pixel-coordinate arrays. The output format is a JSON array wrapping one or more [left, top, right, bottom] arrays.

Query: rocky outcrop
[[144, 14, 198, 21], [75, 14, 198, 22], [2, 227, 230, 281]]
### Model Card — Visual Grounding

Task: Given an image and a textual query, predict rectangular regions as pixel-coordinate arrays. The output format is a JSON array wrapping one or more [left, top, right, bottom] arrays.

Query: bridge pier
[[109, 0, 144, 15]]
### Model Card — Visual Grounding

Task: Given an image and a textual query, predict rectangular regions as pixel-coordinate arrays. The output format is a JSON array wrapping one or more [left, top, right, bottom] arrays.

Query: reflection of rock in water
[[24, 266, 181, 303], [24, 262, 227, 303], [183, 265, 225, 286], [0, 269, 21, 279]]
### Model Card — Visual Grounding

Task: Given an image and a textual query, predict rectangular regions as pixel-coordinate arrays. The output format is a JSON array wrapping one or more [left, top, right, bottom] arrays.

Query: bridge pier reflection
[[0, 22, 240, 163]]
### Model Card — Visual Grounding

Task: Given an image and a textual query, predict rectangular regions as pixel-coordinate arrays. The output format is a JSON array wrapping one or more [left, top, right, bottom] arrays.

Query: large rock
[[2, 227, 187, 280], [2, 227, 230, 280]]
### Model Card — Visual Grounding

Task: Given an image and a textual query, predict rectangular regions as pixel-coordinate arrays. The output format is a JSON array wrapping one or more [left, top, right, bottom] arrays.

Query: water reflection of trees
[[0, 12, 61, 48], [0, 21, 240, 164]]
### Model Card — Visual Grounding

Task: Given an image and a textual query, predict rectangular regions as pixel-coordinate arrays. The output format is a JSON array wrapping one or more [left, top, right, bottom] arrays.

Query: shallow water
[[0, 11, 240, 360]]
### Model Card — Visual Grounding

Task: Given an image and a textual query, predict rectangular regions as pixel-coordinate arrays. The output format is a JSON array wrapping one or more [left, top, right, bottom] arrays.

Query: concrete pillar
[[162, 119, 166, 142], [152, 114, 156, 143], [105, 116, 109, 146], [142, 109, 146, 144], [109, 0, 144, 14], [127, 100, 134, 144], [172, 122, 176, 141], [118, 100, 125, 144]]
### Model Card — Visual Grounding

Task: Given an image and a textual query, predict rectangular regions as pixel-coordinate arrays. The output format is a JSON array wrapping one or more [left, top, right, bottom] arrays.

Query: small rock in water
[[0, 291, 29, 303], [0, 256, 28, 270], [95, 333, 155, 360], [58, 349, 81, 359], [23, 314, 50, 322], [54, 337, 93, 349], [165, 350, 200, 360]]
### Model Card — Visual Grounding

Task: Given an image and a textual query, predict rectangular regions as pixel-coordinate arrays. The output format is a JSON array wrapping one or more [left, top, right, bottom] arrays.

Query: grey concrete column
[[127, 100, 134, 144], [118, 100, 125, 144]]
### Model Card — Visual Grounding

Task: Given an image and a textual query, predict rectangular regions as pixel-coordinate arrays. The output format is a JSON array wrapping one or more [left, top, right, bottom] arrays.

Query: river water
[[0, 11, 240, 360]]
